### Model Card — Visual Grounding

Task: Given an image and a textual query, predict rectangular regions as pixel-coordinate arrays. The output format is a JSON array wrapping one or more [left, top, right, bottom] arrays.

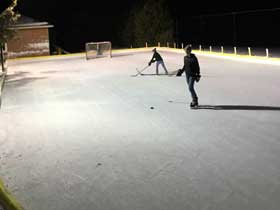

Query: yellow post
[[58, 48, 62, 55], [248, 47, 251, 56], [266, 48, 269, 58]]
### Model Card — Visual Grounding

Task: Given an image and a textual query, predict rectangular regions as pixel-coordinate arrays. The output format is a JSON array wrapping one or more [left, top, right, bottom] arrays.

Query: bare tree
[[0, 0, 20, 71]]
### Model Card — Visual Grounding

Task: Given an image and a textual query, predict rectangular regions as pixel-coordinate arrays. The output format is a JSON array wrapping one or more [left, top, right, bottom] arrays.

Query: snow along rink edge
[[0, 70, 7, 109]]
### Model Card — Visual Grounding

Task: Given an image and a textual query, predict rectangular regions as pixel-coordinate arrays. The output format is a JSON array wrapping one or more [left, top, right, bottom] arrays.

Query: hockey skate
[[190, 100, 199, 109]]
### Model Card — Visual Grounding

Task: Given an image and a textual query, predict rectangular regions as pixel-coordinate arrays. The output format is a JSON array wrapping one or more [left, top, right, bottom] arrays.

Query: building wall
[[7, 28, 50, 58]]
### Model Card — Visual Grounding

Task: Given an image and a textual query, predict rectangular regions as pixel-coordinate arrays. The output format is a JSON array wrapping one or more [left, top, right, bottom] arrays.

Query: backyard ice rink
[[1, 49, 280, 210]]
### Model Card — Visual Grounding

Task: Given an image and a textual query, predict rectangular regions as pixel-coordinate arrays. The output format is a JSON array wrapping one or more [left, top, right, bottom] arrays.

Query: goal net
[[85, 41, 112, 59]]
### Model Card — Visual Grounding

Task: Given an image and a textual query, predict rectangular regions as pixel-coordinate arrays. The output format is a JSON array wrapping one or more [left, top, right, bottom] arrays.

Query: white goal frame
[[85, 41, 112, 60]]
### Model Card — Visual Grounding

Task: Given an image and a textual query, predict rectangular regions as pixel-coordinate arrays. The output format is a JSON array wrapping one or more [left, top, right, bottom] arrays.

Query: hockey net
[[85, 41, 112, 59]]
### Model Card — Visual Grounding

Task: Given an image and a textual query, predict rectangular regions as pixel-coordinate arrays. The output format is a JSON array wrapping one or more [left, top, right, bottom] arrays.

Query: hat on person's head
[[152, 48, 157, 52], [184, 44, 192, 52]]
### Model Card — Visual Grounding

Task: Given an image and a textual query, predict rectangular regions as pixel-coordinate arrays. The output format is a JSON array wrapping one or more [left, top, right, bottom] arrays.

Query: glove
[[176, 69, 183, 76], [195, 75, 201, 82]]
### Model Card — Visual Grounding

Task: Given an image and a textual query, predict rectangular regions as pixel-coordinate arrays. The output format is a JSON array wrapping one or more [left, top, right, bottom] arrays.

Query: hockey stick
[[131, 65, 149, 77]]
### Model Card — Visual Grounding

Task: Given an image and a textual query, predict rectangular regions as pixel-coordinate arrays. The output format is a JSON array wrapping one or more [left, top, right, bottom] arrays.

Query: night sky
[[2, 0, 280, 52]]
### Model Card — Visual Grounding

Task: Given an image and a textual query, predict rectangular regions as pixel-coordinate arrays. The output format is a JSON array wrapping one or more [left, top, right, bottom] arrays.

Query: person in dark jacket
[[176, 45, 201, 108], [148, 48, 168, 75]]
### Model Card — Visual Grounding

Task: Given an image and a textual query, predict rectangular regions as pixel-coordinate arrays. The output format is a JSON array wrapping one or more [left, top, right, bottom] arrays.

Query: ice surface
[[1, 50, 280, 210]]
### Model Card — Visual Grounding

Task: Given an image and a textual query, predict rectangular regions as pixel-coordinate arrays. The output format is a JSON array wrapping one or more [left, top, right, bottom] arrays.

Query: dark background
[[2, 0, 280, 53]]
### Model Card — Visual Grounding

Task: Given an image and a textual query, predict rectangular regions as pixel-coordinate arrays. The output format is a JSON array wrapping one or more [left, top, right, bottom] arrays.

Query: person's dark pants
[[186, 76, 198, 102], [156, 61, 168, 75]]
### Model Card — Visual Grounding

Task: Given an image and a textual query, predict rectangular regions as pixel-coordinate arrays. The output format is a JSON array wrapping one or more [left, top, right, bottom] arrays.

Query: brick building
[[7, 16, 53, 58]]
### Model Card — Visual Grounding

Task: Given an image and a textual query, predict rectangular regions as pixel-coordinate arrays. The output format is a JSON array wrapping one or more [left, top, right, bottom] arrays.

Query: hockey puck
[[150, 106, 154, 109]]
